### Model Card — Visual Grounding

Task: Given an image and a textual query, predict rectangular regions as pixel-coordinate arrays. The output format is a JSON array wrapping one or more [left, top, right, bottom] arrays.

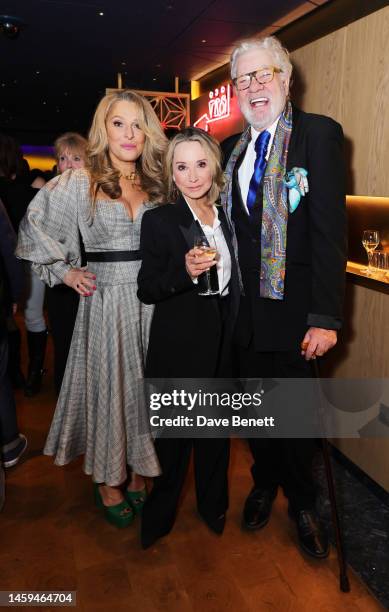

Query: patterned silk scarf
[[221, 100, 293, 300]]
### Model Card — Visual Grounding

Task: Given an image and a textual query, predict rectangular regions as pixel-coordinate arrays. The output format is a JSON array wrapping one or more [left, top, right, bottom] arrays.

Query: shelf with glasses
[[346, 260, 389, 288]]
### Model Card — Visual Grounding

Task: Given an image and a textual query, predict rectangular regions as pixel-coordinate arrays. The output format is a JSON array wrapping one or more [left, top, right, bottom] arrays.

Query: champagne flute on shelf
[[194, 235, 219, 296], [362, 229, 379, 275]]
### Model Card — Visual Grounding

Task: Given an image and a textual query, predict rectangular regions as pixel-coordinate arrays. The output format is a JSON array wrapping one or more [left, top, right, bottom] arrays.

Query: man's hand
[[185, 247, 217, 279], [63, 267, 97, 296], [301, 327, 337, 360]]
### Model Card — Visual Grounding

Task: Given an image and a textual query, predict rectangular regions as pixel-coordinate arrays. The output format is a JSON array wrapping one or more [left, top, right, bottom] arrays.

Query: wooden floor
[[0, 334, 384, 612]]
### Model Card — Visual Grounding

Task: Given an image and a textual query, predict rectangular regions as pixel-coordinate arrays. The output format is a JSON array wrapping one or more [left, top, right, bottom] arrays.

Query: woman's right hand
[[63, 267, 97, 296], [185, 247, 216, 279]]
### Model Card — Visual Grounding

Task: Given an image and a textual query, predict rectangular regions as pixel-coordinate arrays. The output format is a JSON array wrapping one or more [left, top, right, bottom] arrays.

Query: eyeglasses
[[233, 66, 282, 91]]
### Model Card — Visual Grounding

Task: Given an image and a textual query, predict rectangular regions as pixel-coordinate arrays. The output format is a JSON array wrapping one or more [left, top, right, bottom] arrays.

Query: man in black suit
[[221, 36, 347, 558]]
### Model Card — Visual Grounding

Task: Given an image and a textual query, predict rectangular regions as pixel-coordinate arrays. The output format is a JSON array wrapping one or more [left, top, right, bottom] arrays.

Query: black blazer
[[222, 107, 347, 352], [137, 195, 240, 378]]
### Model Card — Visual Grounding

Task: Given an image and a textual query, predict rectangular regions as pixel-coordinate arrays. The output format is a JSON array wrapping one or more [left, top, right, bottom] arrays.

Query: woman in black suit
[[137, 127, 239, 548]]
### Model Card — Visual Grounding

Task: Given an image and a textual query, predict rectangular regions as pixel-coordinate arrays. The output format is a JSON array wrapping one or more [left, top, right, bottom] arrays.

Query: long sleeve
[[305, 118, 347, 329], [137, 209, 193, 304], [16, 169, 82, 287]]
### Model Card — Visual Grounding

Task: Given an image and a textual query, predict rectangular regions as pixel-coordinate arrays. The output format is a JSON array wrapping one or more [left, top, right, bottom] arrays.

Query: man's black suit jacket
[[221, 106, 347, 352]]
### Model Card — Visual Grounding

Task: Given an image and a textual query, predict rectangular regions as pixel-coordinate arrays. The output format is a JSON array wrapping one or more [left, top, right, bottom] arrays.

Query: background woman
[[17, 90, 167, 527], [46, 132, 88, 394], [137, 127, 239, 548]]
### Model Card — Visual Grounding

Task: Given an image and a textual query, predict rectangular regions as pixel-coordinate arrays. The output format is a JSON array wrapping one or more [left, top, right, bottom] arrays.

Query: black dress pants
[[141, 437, 230, 545], [141, 295, 232, 546], [0, 335, 19, 447], [46, 285, 79, 395], [238, 343, 317, 512]]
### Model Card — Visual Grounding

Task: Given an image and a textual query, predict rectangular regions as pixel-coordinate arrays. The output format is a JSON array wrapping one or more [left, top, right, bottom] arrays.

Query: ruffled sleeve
[[16, 169, 84, 287]]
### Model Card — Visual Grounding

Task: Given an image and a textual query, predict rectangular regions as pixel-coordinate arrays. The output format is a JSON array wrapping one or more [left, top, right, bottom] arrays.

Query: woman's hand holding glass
[[188, 236, 219, 296], [63, 267, 97, 296], [185, 242, 217, 279]]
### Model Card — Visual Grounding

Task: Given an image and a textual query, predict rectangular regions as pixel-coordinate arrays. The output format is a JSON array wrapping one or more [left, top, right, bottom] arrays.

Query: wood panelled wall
[[291, 6, 389, 196], [325, 279, 389, 491]]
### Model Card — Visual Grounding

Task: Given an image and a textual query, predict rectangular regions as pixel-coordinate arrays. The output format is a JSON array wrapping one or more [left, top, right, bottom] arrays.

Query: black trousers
[[238, 343, 317, 512], [46, 285, 79, 395], [141, 437, 230, 543], [141, 295, 232, 544], [0, 335, 19, 447]]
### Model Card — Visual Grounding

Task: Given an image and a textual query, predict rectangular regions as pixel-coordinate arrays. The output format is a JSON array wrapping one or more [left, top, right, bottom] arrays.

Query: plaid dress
[[16, 169, 160, 485]]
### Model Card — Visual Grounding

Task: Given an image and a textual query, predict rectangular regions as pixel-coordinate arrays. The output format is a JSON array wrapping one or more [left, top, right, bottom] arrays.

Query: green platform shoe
[[125, 487, 147, 515], [94, 484, 134, 528]]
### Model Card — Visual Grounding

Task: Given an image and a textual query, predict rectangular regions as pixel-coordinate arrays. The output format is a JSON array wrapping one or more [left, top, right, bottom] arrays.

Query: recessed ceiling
[[0, 0, 329, 143]]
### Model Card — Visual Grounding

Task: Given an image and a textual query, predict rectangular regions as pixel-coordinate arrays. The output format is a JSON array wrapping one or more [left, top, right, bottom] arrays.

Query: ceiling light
[[201, 39, 206, 43], [98, 11, 104, 16]]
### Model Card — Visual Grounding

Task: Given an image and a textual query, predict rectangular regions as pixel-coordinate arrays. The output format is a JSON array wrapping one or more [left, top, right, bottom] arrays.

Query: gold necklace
[[120, 170, 138, 182]]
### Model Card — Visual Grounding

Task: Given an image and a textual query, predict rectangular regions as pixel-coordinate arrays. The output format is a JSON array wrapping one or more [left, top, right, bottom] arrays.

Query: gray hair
[[230, 35, 293, 81]]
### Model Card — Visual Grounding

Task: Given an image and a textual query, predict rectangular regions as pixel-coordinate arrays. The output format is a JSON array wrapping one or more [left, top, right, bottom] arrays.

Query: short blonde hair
[[87, 89, 167, 206], [230, 35, 292, 83], [54, 132, 87, 162], [164, 127, 225, 204]]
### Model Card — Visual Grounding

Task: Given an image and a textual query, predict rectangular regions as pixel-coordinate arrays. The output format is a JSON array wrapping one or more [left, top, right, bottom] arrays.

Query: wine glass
[[362, 230, 379, 275], [194, 235, 219, 296]]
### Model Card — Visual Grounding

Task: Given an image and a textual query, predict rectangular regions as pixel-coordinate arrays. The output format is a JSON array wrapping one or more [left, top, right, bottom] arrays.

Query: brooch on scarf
[[284, 167, 309, 213]]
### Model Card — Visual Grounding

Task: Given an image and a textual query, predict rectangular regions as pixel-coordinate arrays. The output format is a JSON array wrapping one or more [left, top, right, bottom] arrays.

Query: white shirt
[[186, 200, 232, 296], [238, 117, 280, 213]]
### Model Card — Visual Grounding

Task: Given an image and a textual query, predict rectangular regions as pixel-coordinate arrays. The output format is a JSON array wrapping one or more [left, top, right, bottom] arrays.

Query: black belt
[[85, 250, 141, 262]]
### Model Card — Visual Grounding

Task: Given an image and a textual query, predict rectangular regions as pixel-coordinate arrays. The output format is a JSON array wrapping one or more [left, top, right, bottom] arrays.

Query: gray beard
[[240, 100, 286, 131]]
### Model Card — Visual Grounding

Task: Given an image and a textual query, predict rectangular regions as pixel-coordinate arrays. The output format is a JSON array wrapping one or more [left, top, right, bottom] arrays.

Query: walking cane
[[302, 342, 350, 593]]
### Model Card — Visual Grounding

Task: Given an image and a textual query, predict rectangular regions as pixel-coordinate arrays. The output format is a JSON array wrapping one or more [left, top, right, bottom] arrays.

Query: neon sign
[[193, 84, 231, 131]]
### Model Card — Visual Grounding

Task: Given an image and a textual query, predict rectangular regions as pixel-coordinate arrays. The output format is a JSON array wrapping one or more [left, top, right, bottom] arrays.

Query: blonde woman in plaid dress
[[17, 90, 167, 527]]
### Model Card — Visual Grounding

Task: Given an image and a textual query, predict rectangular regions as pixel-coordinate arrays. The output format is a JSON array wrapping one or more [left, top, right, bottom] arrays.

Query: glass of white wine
[[362, 229, 379, 275], [194, 235, 219, 296]]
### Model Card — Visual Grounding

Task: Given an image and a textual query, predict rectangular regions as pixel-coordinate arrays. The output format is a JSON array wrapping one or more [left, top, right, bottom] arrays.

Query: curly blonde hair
[[86, 90, 168, 208], [164, 127, 225, 204]]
